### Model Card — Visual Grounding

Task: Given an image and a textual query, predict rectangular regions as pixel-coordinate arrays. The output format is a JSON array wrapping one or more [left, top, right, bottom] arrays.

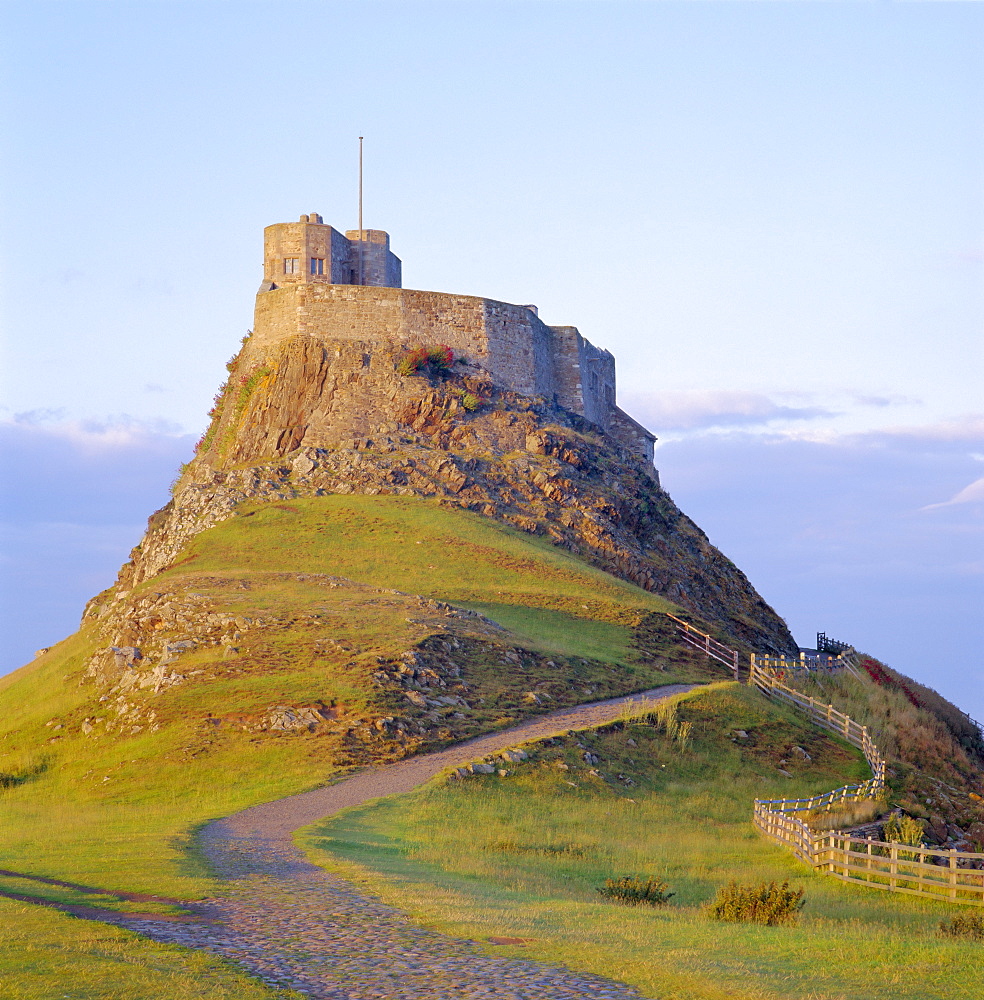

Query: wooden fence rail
[[749, 656, 984, 908], [666, 614, 739, 679]]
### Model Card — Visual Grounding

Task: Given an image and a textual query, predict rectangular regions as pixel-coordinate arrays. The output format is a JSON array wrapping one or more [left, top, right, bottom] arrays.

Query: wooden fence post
[[949, 850, 958, 901], [890, 846, 898, 890]]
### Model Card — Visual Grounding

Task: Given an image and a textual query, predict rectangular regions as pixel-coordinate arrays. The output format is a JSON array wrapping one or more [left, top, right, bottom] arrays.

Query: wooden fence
[[666, 614, 739, 679], [752, 651, 863, 680], [749, 656, 984, 907], [816, 632, 854, 655]]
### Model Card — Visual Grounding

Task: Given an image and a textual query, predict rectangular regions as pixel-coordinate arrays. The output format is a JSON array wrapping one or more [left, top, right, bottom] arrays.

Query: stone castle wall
[[253, 216, 654, 464], [251, 283, 655, 463], [344, 229, 402, 287]]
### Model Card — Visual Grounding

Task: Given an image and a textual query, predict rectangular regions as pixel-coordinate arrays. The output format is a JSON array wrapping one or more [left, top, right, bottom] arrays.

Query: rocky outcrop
[[102, 334, 797, 655]]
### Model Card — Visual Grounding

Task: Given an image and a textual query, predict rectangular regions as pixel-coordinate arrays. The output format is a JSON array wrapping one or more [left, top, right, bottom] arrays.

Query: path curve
[[100, 684, 697, 998]]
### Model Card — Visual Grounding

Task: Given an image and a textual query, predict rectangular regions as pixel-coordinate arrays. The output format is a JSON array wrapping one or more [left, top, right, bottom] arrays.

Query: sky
[[1, 1, 982, 720]]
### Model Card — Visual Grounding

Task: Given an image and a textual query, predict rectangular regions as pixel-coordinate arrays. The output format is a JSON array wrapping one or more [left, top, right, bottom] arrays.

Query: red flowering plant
[[397, 344, 455, 379], [860, 657, 922, 708]]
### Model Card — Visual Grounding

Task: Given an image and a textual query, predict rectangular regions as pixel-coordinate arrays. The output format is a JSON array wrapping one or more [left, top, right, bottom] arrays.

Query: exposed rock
[[96, 336, 798, 655], [968, 821, 984, 851], [111, 646, 142, 669], [263, 704, 335, 732], [928, 814, 949, 843]]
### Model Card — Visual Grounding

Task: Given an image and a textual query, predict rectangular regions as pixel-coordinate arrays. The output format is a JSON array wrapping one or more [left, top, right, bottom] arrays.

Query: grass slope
[[302, 685, 983, 1000], [0, 495, 726, 997], [0, 900, 302, 1000]]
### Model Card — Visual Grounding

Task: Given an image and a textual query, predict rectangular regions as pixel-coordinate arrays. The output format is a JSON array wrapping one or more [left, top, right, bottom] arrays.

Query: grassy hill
[[2, 494, 981, 999], [0, 495, 729, 998]]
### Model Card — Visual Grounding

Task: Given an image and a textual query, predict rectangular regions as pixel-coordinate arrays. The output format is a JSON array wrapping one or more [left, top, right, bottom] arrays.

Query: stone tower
[[259, 214, 401, 292]]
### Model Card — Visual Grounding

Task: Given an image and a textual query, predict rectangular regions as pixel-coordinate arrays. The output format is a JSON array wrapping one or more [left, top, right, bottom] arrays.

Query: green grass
[[301, 685, 983, 1000], [7, 494, 967, 997], [158, 495, 677, 619], [0, 495, 715, 995], [458, 602, 639, 664], [0, 898, 302, 1000]]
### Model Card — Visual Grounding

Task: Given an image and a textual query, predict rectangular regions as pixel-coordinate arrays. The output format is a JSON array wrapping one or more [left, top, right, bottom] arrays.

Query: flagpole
[[358, 136, 364, 285]]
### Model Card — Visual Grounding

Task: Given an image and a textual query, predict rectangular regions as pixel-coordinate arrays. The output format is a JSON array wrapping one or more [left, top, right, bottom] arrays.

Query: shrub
[[884, 813, 924, 854], [939, 913, 984, 941], [397, 344, 455, 378], [708, 880, 805, 926], [235, 364, 274, 416], [169, 461, 192, 496], [597, 875, 674, 907]]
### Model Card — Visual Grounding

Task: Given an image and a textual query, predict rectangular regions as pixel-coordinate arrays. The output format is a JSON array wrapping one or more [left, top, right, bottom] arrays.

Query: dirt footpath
[[101, 685, 697, 998]]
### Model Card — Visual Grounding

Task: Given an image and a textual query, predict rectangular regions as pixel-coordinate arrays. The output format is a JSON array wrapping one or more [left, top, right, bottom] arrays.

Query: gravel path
[[92, 684, 697, 998]]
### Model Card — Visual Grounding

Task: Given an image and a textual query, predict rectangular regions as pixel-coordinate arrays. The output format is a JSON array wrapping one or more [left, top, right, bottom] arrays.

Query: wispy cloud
[[1, 415, 196, 674], [620, 389, 833, 432], [3, 411, 187, 453], [851, 393, 922, 409], [872, 414, 984, 446], [922, 476, 984, 511]]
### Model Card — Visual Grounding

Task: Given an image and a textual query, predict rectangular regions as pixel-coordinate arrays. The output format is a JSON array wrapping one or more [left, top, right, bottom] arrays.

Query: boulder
[[111, 646, 142, 669], [928, 814, 949, 843], [967, 821, 984, 851]]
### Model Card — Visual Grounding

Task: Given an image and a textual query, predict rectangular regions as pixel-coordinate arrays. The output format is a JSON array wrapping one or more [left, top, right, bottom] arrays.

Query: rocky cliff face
[[106, 333, 797, 656]]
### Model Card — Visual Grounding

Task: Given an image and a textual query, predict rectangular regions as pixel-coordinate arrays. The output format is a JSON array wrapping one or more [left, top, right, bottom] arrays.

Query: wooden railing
[[752, 651, 863, 680], [816, 632, 854, 655], [749, 656, 984, 908], [666, 614, 739, 679]]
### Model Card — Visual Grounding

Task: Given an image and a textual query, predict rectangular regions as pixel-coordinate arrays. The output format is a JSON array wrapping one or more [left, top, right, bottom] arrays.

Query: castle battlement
[[254, 215, 655, 464]]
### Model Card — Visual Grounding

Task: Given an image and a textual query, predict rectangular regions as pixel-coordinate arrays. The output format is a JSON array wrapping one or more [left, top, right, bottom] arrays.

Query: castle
[[252, 215, 656, 465]]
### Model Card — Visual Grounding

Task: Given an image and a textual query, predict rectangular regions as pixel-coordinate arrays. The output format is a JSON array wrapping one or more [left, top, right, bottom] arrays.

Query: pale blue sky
[[1, 1, 982, 717]]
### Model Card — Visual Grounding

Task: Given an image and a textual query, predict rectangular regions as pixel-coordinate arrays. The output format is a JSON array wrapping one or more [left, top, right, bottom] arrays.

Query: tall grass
[[302, 685, 984, 1000]]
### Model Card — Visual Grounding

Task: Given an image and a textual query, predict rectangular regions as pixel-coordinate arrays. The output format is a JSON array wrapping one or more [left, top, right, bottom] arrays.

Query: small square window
[[283, 258, 298, 274], [310, 257, 325, 276]]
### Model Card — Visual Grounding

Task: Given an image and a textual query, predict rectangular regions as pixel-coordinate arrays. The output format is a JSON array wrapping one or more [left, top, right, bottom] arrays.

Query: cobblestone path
[[92, 685, 696, 998]]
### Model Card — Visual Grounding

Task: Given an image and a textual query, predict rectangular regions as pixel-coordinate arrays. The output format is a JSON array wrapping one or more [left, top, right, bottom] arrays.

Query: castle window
[[310, 257, 325, 276], [283, 258, 298, 274]]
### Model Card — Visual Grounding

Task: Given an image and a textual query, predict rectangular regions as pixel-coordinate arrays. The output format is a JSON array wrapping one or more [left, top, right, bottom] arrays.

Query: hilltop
[[2, 216, 982, 999]]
